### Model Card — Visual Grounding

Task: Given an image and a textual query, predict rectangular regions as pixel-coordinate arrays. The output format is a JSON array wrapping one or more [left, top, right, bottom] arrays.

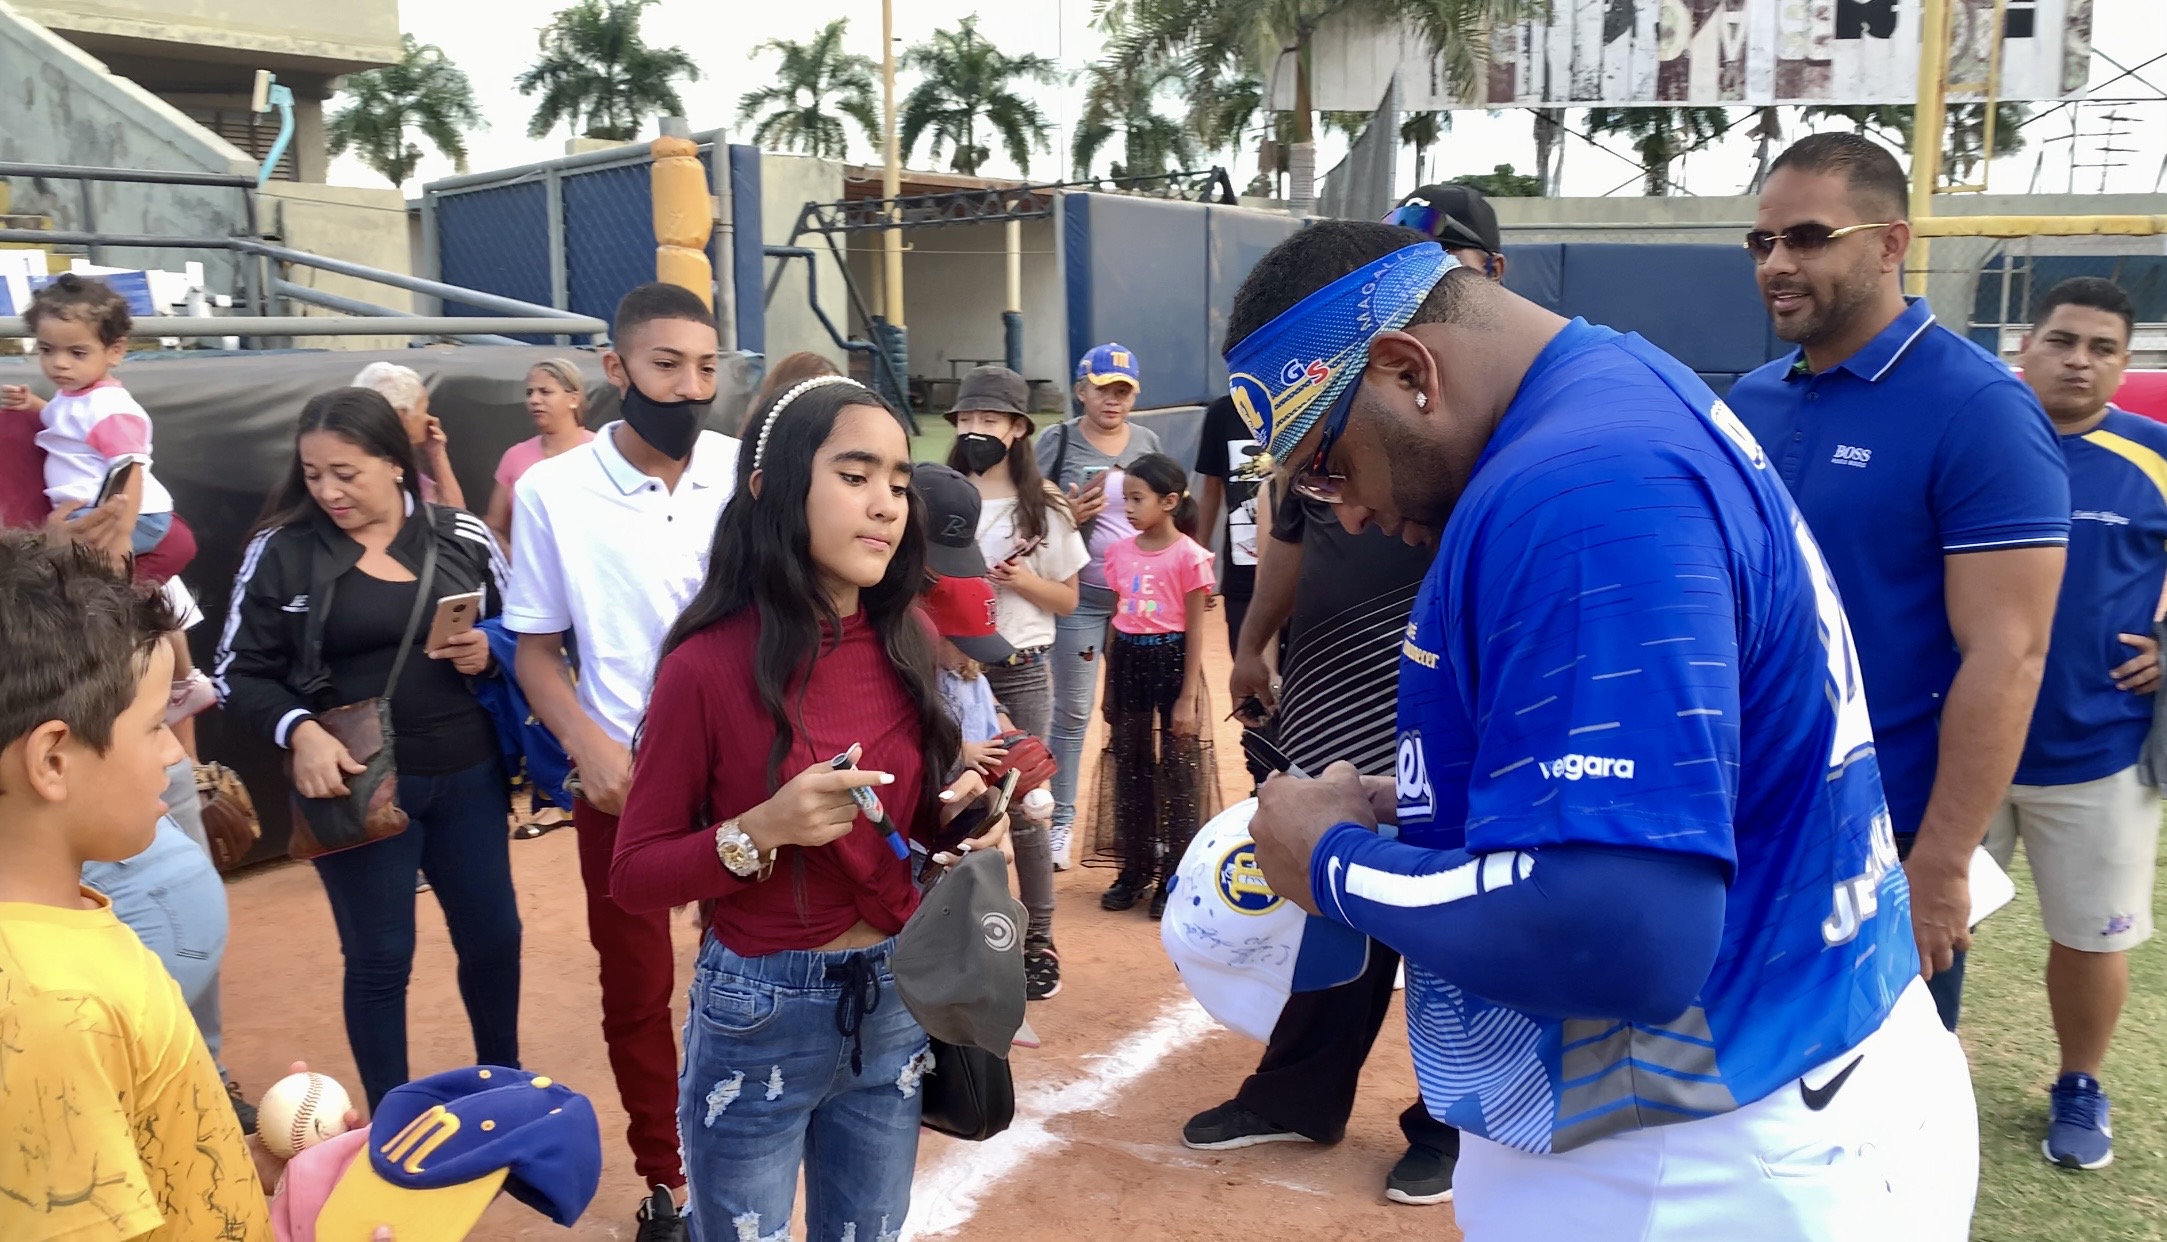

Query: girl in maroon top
[[611, 376, 1002, 1242]]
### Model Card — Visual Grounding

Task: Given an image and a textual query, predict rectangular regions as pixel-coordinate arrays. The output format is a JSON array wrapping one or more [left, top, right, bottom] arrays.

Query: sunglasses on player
[[1290, 380, 1361, 504], [1742, 221, 1894, 264]]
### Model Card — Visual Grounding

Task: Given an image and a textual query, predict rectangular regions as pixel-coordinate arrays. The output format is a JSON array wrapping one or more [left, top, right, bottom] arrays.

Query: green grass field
[[1964, 839, 2167, 1240]]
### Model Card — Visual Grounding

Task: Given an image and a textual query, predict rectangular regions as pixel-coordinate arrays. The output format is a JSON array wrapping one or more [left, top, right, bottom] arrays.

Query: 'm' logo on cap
[[381, 1104, 461, 1174], [1216, 842, 1281, 915]]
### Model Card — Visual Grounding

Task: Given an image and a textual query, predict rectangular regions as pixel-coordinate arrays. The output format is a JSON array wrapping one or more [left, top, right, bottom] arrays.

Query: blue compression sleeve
[[1311, 825, 1727, 1025]]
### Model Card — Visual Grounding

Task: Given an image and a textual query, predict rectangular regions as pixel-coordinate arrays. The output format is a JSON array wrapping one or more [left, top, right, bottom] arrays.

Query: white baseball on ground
[[256, 1071, 354, 1159]]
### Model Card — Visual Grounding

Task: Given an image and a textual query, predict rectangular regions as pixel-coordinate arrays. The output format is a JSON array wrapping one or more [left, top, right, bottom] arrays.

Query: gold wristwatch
[[714, 818, 772, 880]]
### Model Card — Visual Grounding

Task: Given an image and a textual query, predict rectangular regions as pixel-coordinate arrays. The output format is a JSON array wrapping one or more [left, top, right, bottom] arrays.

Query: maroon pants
[[573, 799, 685, 1189]]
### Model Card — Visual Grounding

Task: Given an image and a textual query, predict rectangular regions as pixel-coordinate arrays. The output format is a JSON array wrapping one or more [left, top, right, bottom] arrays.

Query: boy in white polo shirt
[[504, 282, 736, 1241]]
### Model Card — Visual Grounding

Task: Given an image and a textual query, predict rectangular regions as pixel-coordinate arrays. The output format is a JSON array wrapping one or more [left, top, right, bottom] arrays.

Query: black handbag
[[287, 534, 439, 858], [917, 1037, 1016, 1142]]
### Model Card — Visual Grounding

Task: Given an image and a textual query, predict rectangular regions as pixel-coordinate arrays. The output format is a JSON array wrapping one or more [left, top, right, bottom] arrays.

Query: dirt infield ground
[[218, 611, 1457, 1240]]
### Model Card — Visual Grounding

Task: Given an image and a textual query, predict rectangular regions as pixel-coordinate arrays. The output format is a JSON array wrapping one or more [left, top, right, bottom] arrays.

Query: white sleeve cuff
[[274, 708, 313, 749]]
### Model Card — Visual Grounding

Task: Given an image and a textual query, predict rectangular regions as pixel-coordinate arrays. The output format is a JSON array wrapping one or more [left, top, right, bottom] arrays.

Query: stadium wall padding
[[728, 143, 766, 355]]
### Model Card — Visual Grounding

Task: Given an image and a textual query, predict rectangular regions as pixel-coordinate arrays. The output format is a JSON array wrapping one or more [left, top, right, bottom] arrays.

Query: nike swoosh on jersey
[[1799, 1054, 1864, 1111]]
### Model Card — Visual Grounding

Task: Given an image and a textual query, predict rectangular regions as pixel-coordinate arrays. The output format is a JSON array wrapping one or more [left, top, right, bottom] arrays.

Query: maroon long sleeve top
[[608, 608, 930, 955]]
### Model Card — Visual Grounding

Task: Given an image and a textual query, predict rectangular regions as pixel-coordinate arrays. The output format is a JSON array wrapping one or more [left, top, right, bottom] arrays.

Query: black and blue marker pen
[[832, 750, 910, 860]]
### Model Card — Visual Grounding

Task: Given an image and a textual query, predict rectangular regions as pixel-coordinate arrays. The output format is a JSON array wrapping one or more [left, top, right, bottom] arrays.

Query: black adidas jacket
[[213, 501, 508, 748]]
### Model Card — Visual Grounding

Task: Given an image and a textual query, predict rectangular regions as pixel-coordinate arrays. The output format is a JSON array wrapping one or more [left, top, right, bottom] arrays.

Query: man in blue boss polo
[[1994, 277, 2165, 1171], [1728, 134, 2069, 1032], [1224, 220, 1974, 1239]]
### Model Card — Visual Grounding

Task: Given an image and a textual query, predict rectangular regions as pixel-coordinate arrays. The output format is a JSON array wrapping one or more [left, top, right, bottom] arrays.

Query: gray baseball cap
[[947, 366, 1031, 420], [892, 848, 1027, 1057]]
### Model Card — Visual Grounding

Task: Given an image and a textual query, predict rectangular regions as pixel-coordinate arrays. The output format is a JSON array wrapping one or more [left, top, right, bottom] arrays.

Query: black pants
[[1235, 936, 1458, 1153], [1105, 631, 1202, 885]]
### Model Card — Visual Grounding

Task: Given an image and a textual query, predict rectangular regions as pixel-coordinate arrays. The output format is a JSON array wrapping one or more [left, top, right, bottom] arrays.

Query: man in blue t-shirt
[[1727, 134, 2070, 1034], [1220, 220, 1975, 1238], [1992, 277, 2165, 1171]]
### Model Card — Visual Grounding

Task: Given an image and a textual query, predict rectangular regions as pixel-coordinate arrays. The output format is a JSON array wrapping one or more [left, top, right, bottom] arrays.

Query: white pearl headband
[[752, 374, 862, 472]]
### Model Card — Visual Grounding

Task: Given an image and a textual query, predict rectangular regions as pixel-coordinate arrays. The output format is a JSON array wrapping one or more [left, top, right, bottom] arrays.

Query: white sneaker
[[1050, 824, 1074, 871]]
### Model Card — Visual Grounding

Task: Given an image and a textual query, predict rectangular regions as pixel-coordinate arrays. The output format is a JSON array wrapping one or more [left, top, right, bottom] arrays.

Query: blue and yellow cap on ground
[[315, 1066, 602, 1240], [1077, 342, 1141, 387]]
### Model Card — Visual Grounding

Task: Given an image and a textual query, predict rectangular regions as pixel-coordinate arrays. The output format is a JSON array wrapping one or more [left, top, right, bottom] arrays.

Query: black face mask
[[954, 432, 1010, 476], [620, 378, 709, 460]]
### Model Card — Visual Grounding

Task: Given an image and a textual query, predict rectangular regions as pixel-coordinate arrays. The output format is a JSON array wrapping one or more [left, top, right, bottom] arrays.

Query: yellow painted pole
[[1907, 0, 1950, 297], [881, 0, 905, 327], [651, 126, 712, 307], [1913, 214, 2167, 238]]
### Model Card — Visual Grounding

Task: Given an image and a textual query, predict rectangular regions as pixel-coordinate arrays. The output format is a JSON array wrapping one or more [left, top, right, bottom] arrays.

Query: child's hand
[[988, 558, 1034, 587], [0, 384, 41, 413], [961, 737, 1009, 773], [1171, 692, 1201, 738]]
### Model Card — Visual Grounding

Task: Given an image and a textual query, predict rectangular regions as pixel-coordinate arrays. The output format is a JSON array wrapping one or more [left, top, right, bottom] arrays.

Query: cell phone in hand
[[930, 769, 1019, 855], [1003, 535, 1044, 564], [425, 590, 485, 650], [93, 455, 147, 507]]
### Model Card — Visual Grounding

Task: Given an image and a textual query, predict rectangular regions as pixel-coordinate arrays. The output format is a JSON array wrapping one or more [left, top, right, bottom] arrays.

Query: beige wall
[[759, 152, 849, 369], [17, 0, 398, 71], [260, 181, 413, 350]]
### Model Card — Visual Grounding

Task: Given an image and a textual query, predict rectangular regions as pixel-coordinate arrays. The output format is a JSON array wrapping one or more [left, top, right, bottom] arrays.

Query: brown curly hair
[[25, 272, 133, 346]]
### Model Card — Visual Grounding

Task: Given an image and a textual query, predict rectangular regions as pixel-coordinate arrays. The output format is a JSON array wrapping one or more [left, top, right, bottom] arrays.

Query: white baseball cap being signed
[[1160, 799, 1371, 1042]]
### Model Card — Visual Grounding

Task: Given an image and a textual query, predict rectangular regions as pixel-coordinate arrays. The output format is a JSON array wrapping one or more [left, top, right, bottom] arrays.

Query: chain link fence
[[424, 138, 722, 343]]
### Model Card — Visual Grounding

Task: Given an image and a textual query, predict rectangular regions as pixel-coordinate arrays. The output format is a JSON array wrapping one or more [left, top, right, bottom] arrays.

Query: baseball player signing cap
[[1161, 799, 1370, 1042], [1384, 182, 1503, 255], [949, 365, 1032, 420], [311, 1066, 601, 1241], [1076, 342, 1141, 388], [921, 572, 1015, 665], [892, 847, 1028, 1056], [912, 463, 992, 580]]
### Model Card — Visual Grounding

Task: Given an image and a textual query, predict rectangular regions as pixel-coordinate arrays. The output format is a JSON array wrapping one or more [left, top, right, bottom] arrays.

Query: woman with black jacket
[[215, 386, 521, 1110]]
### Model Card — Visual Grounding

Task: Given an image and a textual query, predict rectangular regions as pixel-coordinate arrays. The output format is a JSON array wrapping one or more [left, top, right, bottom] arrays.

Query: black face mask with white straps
[[954, 433, 1010, 476]]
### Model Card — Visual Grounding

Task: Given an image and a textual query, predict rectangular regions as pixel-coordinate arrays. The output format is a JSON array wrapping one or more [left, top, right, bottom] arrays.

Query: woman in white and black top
[[1035, 344, 1161, 861], [216, 386, 520, 1112]]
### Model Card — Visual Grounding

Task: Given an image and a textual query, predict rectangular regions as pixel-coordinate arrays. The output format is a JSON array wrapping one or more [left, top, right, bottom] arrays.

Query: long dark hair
[[255, 387, 423, 534], [1124, 452, 1199, 540], [661, 380, 959, 823], [945, 414, 1071, 543]]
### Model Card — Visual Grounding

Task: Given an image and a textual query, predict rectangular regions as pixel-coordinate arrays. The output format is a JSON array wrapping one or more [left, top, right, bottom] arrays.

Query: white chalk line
[[900, 998, 1221, 1240]]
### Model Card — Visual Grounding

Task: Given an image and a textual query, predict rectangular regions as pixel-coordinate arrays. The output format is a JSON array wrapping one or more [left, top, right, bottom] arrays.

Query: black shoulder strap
[[1051, 421, 1072, 486], [382, 528, 440, 699]]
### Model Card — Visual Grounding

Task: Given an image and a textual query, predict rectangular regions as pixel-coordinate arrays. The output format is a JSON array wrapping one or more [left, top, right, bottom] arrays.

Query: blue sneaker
[[2043, 1072, 2113, 1169]]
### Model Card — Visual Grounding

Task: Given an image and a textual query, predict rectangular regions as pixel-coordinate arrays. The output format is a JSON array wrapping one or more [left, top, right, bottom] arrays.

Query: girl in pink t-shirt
[[484, 358, 595, 550], [1094, 452, 1216, 918]]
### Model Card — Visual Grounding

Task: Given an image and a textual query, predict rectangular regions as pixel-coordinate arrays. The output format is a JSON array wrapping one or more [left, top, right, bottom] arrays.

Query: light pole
[[881, 0, 905, 328]]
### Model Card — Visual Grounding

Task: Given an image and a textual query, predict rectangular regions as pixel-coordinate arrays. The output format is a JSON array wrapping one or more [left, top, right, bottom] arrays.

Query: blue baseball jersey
[[2016, 408, 2167, 786], [1386, 320, 1917, 1154], [1729, 297, 2069, 835]]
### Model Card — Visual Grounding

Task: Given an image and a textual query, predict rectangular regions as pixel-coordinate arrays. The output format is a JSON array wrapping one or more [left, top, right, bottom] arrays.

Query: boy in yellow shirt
[[0, 531, 269, 1240]]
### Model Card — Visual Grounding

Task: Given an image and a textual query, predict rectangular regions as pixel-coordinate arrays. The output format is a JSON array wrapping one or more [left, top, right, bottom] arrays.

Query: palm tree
[[1582, 106, 1731, 194], [898, 16, 1059, 177], [736, 19, 882, 160], [1075, 55, 1202, 179], [1530, 106, 1565, 195], [1102, 0, 1536, 150], [327, 35, 484, 187], [516, 0, 700, 142], [1744, 106, 1785, 193], [1400, 110, 1447, 184], [1800, 102, 2030, 187]]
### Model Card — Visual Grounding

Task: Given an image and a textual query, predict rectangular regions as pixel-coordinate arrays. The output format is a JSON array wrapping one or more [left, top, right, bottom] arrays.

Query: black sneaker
[[1148, 881, 1170, 920], [635, 1184, 686, 1241], [1182, 1100, 1312, 1151], [1101, 878, 1142, 911], [1025, 938, 1063, 1000], [225, 1080, 257, 1135], [1385, 1144, 1456, 1205]]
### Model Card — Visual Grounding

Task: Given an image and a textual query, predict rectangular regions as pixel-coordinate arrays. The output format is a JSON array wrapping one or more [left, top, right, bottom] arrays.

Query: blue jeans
[[312, 756, 522, 1110], [1049, 584, 1115, 832], [84, 816, 229, 1064], [680, 935, 927, 1242]]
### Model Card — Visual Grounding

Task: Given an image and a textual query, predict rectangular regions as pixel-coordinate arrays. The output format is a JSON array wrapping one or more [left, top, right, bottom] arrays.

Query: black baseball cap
[[1384, 183, 1502, 255], [912, 464, 991, 579], [948, 366, 1031, 421]]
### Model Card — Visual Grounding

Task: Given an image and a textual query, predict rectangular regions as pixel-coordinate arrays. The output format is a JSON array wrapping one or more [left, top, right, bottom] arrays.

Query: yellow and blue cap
[[1223, 242, 1458, 467], [313, 1067, 601, 1240], [1076, 342, 1141, 387]]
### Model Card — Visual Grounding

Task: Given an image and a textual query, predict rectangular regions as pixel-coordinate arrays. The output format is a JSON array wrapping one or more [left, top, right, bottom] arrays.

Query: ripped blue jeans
[[680, 934, 927, 1242]]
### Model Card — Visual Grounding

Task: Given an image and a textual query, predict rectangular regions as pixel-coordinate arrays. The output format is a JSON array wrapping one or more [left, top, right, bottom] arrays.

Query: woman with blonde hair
[[484, 358, 594, 549]]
